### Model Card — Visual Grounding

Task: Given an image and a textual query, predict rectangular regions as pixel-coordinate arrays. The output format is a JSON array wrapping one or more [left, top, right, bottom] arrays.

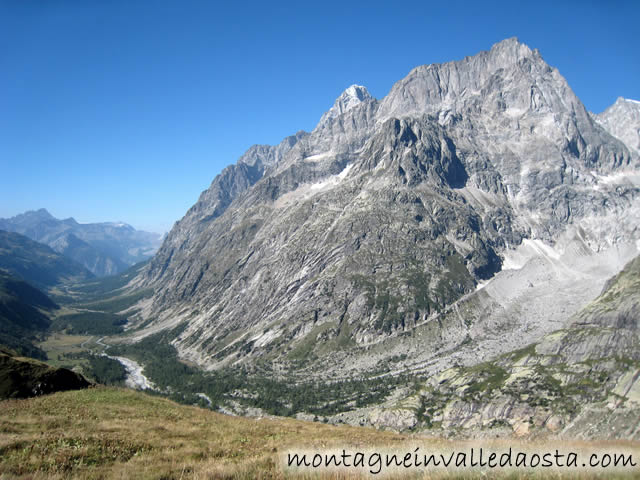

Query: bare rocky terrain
[[344, 254, 640, 439]]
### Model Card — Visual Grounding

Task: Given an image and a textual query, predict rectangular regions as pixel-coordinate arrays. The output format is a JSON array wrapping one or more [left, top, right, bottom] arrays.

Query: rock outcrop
[[359, 255, 640, 439], [0, 347, 91, 399], [593, 97, 640, 156]]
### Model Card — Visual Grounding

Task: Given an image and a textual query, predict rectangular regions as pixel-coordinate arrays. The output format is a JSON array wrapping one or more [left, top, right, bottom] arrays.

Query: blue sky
[[1, 0, 638, 234]]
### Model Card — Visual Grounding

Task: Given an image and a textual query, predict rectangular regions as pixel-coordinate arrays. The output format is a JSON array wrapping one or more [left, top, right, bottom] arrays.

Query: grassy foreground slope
[[0, 387, 406, 479], [1, 387, 639, 479]]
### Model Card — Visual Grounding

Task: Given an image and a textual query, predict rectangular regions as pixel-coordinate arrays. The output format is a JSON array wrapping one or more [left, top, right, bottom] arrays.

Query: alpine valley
[[5, 38, 640, 441]]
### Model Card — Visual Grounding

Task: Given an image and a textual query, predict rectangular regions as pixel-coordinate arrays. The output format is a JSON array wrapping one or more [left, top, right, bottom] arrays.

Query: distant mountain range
[[0, 209, 162, 276]]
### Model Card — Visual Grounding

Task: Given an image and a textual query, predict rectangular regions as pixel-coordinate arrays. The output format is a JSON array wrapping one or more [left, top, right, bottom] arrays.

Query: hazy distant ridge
[[0, 209, 162, 277]]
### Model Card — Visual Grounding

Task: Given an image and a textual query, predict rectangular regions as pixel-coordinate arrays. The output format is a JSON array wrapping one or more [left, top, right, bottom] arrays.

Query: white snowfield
[[273, 163, 354, 208], [304, 151, 333, 162]]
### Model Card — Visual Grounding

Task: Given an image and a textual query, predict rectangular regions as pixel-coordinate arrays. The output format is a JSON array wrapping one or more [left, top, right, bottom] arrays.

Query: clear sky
[[1, 0, 638, 234]]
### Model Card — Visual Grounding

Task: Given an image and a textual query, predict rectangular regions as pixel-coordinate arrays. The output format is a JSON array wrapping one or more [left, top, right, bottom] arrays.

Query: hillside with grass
[[1, 387, 638, 479]]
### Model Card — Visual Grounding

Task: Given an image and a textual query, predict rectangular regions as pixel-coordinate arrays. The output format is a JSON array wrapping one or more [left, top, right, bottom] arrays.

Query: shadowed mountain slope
[[0, 272, 57, 359], [0, 230, 93, 290], [0, 346, 90, 399]]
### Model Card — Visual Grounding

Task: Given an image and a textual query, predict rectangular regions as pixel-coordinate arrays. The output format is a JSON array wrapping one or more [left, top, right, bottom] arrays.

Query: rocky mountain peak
[[341, 84, 372, 102], [617, 97, 640, 107], [131, 38, 639, 384], [487, 36, 536, 62], [15, 208, 55, 221], [594, 96, 640, 155], [377, 37, 561, 122], [603, 97, 640, 117], [318, 84, 374, 126], [35, 208, 54, 218]]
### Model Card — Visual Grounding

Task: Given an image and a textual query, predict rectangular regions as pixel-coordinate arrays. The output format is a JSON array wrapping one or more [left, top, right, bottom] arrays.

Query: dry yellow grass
[[1, 387, 638, 479]]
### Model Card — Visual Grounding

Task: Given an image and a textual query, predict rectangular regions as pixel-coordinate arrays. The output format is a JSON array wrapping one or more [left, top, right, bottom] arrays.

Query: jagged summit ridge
[[487, 36, 536, 62], [378, 37, 573, 122]]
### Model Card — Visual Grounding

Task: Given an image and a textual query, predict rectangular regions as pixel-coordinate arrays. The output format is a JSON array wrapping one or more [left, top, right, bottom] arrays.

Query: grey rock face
[[48, 232, 128, 277], [318, 85, 374, 126], [143, 131, 308, 286], [375, 254, 640, 440], [129, 37, 640, 382], [593, 97, 640, 156], [0, 209, 162, 277]]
